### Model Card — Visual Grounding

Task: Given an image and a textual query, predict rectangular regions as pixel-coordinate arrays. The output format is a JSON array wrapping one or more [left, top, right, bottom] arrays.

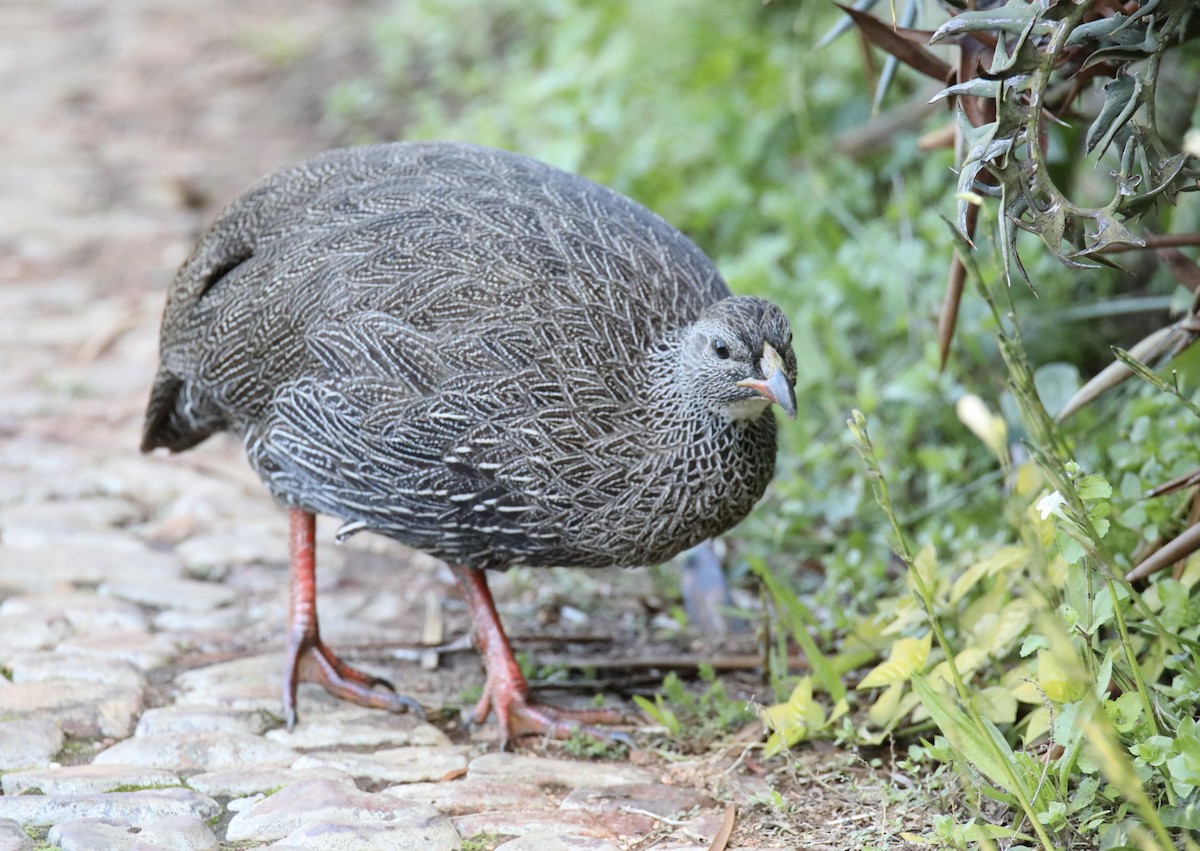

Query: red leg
[[284, 508, 423, 729], [452, 565, 627, 747]]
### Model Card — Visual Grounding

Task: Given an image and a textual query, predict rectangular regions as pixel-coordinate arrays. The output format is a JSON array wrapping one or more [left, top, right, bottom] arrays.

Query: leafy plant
[[326, 0, 1200, 844], [632, 665, 755, 751]]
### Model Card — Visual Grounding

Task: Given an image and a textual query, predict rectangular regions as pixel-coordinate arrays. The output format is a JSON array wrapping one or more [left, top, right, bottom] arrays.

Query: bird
[[141, 141, 797, 745]]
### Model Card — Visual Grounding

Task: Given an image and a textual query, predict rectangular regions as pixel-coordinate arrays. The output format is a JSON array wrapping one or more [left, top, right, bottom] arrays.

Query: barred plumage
[[142, 141, 797, 739]]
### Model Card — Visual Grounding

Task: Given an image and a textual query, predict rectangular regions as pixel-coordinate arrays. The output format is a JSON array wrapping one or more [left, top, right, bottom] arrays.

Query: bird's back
[[143, 142, 764, 568]]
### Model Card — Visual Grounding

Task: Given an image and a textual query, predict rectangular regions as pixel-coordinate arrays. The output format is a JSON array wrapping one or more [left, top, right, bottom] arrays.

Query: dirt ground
[[0, 1, 938, 847]]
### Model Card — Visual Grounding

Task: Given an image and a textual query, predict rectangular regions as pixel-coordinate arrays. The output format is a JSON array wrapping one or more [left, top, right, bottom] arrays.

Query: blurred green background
[[321, 0, 1200, 627]]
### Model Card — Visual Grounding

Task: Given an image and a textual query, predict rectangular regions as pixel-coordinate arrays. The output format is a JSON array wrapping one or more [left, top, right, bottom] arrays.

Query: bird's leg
[[284, 508, 423, 729], [452, 565, 627, 747]]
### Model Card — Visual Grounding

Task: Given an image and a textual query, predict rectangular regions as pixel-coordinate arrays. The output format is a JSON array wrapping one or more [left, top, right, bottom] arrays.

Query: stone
[[93, 732, 298, 772], [224, 777, 448, 843], [47, 816, 220, 851], [0, 591, 147, 635], [452, 809, 639, 842], [0, 614, 69, 652], [0, 717, 63, 770], [383, 779, 552, 816], [494, 834, 625, 851], [185, 767, 349, 799], [1, 764, 182, 797], [0, 818, 33, 851], [46, 820, 149, 851], [55, 630, 182, 670], [172, 653, 283, 710], [266, 714, 449, 750], [0, 528, 157, 560], [268, 817, 461, 850], [0, 497, 142, 534], [138, 815, 222, 851], [134, 705, 275, 737], [559, 783, 714, 818], [99, 576, 238, 611], [290, 746, 469, 785], [467, 753, 655, 789], [0, 681, 142, 738], [0, 787, 219, 828], [7, 651, 145, 691], [174, 528, 289, 576], [152, 606, 249, 633], [0, 543, 184, 593]]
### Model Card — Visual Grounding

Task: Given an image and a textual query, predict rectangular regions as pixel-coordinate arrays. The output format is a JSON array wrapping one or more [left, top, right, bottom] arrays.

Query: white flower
[[1036, 491, 1068, 520]]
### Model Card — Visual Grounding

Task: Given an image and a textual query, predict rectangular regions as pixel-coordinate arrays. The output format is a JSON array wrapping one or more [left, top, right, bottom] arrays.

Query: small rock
[[93, 732, 297, 772], [266, 714, 448, 750], [0, 717, 64, 770], [186, 767, 349, 799], [0, 787, 219, 827], [559, 783, 714, 818], [0, 681, 142, 738], [8, 651, 145, 690], [0, 496, 142, 534], [46, 820, 144, 851], [291, 746, 469, 785], [227, 794, 265, 813], [135, 705, 275, 737], [494, 833, 625, 851], [225, 777, 444, 843], [1, 764, 182, 797], [56, 630, 182, 670], [0, 591, 146, 636], [138, 814, 222, 851], [0, 818, 33, 851], [0, 528, 155, 558], [0, 543, 183, 592], [383, 778, 552, 816], [174, 528, 289, 575], [453, 808, 634, 842], [467, 753, 654, 789], [99, 576, 238, 611], [0, 614, 70, 652], [270, 816, 461, 850], [152, 606, 249, 633], [173, 653, 282, 710]]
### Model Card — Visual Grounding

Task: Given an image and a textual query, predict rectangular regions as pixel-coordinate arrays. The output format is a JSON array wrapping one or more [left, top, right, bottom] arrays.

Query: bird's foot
[[284, 635, 424, 730], [471, 670, 630, 748]]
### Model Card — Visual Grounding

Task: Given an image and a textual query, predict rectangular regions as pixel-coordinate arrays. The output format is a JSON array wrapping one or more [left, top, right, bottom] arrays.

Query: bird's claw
[[283, 638, 424, 729]]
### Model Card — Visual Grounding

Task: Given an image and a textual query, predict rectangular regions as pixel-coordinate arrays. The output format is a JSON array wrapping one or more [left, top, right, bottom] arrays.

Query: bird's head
[[681, 296, 797, 422]]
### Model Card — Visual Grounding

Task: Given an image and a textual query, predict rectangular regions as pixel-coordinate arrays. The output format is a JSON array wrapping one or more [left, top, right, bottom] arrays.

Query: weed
[[633, 665, 754, 752]]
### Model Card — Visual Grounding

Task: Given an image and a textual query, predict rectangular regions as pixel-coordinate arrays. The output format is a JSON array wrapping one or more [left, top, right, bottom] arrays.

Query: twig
[[708, 803, 736, 851], [618, 807, 692, 827], [1097, 232, 1200, 253]]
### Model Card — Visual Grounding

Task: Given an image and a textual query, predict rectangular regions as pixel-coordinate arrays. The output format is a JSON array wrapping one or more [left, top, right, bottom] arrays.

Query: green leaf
[[1085, 73, 1143, 158], [858, 633, 932, 688], [753, 559, 847, 703], [1036, 649, 1088, 702], [1076, 475, 1113, 501], [762, 676, 828, 757], [1105, 692, 1143, 734], [974, 686, 1018, 725], [912, 674, 1023, 796], [1020, 634, 1049, 657]]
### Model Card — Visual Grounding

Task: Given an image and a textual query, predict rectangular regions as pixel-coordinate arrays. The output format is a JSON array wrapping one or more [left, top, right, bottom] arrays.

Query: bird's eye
[[712, 339, 730, 360]]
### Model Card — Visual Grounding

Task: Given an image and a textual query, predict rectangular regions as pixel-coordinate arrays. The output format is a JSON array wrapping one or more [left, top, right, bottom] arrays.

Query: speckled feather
[[143, 142, 793, 569]]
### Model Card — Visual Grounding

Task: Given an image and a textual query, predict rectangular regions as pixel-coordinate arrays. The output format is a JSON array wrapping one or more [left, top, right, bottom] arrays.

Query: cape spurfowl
[[142, 141, 798, 744]]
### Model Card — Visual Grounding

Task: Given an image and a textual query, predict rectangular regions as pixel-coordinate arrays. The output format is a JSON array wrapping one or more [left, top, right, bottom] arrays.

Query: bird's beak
[[737, 343, 797, 420]]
